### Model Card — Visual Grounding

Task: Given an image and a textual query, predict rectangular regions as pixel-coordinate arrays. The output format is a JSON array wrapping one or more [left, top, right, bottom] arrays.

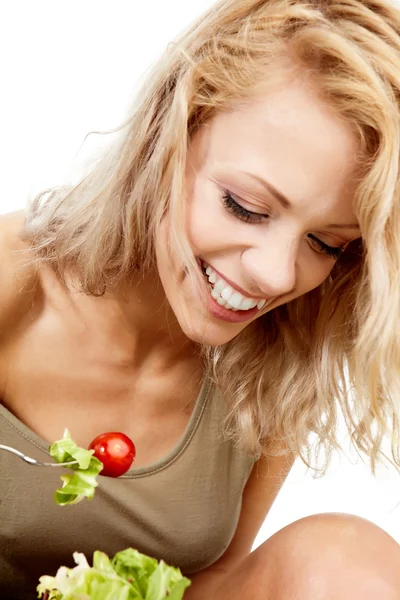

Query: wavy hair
[[23, 0, 400, 473]]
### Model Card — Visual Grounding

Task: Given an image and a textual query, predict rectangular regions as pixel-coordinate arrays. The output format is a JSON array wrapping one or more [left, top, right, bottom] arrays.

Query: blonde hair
[[23, 0, 400, 473]]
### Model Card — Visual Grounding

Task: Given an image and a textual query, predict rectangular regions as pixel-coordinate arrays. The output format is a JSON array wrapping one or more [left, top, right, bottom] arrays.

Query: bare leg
[[212, 513, 400, 599]]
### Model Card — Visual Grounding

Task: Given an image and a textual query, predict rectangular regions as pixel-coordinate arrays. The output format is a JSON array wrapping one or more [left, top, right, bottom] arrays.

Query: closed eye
[[307, 234, 345, 260], [220, 190, 270, 223], [221, 189, 345, 260]]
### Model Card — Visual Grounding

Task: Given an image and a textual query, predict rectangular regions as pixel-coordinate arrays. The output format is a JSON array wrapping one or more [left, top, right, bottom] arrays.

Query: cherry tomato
[[89, 432, 136, 477]]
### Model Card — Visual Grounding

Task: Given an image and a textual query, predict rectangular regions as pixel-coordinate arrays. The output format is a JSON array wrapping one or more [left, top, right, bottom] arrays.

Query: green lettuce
[[37, 548, 191, 600], [49, 429, 103, 506]]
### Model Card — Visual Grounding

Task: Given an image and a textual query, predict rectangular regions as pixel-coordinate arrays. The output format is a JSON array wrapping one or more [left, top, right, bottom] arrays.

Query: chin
[[178, 315, 242, 347]]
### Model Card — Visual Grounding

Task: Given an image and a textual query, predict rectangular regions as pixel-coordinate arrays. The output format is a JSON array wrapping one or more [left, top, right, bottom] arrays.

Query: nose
[[241, 239, 297, 298]]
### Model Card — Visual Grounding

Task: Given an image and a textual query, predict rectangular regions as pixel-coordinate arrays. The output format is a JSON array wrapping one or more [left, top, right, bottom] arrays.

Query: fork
[[0, 444, 78, 467]]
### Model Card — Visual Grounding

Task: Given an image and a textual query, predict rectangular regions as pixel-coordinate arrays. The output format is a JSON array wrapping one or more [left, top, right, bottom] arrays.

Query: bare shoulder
[[0, 209, 40, 336]]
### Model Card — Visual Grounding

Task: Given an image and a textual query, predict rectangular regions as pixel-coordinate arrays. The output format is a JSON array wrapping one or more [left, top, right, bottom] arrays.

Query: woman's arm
[[184, 449, 295, 599]]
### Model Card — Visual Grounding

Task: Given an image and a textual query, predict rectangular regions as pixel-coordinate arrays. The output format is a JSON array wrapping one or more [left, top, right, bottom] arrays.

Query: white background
[[1, 1, 399, 547]]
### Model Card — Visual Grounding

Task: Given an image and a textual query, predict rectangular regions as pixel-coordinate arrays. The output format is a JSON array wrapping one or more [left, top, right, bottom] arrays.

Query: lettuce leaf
[[37, 549, 191, 600], [49, 429, 103, 506]]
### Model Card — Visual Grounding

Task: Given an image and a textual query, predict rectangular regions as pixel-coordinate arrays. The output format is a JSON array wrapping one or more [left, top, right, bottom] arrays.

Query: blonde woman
[[1, 0, 400, 598]]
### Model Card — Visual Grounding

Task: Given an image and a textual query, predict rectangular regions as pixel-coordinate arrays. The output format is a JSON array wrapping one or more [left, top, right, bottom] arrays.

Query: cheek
[[296, 256, 334, 298], [186, 207, 213, 255], [186, 180, 234, 255], [186, 180, 210, 249]]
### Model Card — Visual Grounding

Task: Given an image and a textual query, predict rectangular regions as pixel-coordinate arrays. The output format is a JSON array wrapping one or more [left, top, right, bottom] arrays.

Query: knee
[[253, 513, 400, 599]]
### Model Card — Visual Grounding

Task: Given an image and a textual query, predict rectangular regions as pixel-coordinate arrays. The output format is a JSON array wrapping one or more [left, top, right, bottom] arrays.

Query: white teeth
[[241, 298, 257, 310], [229, 292, 244, 309], [221, 286, 233, 301], [213, 279, 225, 294], [202, 261, 269, 312]]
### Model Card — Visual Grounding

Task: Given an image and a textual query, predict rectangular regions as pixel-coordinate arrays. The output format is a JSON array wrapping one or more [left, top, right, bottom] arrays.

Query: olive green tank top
[[0, 377, 257, 600]]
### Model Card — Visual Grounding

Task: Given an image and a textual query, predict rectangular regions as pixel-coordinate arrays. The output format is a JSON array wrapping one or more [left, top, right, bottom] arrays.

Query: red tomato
[[89, 432, 136, 477]]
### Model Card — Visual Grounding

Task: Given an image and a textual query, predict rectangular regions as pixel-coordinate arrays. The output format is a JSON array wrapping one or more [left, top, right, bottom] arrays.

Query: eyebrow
[[242, 171, 361, 231]]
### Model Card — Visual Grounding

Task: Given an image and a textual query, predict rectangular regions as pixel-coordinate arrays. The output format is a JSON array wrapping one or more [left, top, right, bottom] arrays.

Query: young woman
[[1, 0, 400, 598]]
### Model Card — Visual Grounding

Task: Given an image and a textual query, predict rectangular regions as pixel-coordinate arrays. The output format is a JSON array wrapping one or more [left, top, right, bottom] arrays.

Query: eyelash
[[220, 189, 345, 260], [221, 190, 268, 224]]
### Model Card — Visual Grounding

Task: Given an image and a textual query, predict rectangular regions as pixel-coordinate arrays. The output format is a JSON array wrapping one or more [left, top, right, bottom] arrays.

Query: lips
[[195, 259, 273, 324], [200, 260, 269, 311]]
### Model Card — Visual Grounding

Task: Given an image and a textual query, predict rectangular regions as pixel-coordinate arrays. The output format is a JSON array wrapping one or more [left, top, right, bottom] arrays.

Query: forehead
[[191, 77, 360, 221]]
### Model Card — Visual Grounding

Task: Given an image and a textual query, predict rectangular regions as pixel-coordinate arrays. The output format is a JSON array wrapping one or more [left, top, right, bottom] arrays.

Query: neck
[[93, 267, 200, 372]]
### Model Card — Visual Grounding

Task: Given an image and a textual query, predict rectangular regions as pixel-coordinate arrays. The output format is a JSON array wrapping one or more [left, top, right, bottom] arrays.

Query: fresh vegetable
[[49, 429, 136, 506], [49, 429, 104, 506], [37, 547, 191, 600], [89, 431, 136, 477]]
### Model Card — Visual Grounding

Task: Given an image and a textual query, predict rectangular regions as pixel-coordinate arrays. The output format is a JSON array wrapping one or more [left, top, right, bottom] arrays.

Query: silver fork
[[0, 444, 78, 467]]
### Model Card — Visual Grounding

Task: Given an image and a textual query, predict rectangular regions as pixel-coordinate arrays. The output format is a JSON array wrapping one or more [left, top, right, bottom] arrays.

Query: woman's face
[[156, 77, 361, 346]]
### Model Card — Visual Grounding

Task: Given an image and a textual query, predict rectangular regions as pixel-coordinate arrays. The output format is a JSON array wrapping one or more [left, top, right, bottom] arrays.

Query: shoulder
[[0, 209, 40, 336]]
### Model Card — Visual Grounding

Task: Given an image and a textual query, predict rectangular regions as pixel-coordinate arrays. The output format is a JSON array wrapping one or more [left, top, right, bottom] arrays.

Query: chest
[[0, 385, 253, 594], [0, 300, 200, 468]]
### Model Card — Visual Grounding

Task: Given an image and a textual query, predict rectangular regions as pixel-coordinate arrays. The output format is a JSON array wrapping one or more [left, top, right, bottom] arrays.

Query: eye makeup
[[307, 234, 345, 260], [220, 189, 270, 223], [220, 187, 345, 260]]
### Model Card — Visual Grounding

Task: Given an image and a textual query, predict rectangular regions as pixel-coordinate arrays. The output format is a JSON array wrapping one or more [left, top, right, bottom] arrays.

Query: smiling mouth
[[199, 260, 272, 312]]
